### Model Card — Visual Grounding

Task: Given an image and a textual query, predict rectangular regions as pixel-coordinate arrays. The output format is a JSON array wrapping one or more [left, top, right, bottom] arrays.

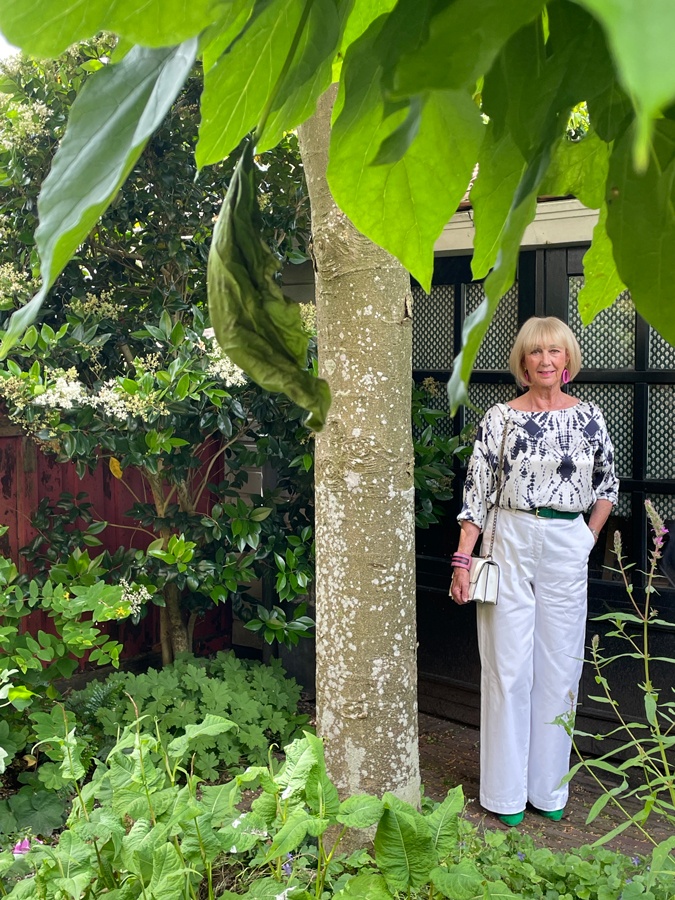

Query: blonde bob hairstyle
[[509, 316, 582, 389]]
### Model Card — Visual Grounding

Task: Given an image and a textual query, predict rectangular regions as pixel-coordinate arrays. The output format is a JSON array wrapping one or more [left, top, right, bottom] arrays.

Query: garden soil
[[418, 712, 673, 857]]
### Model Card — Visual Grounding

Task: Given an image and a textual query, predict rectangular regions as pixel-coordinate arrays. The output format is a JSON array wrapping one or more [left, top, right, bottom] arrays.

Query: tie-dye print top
[[458, 402, 619, 530]]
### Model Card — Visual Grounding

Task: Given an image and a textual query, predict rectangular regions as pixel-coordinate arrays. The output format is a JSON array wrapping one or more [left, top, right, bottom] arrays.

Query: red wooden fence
[[0, 423, 232, 665]]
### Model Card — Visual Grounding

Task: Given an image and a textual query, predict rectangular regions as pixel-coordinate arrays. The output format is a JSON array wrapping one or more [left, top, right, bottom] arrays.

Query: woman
[[450, 316, 618, 826]]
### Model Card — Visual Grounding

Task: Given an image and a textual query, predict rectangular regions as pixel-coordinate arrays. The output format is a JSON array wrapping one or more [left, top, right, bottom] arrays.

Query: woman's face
[[522, 341, 569, 389]]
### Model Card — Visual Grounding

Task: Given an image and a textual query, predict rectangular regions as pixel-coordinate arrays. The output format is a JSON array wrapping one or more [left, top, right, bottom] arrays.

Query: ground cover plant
[[65, 652, 309, 780], [2, 727, 673, 900]]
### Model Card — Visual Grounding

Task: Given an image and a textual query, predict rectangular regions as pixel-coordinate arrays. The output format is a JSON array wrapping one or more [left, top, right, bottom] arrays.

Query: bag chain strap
[[485, 410, 510, 560]]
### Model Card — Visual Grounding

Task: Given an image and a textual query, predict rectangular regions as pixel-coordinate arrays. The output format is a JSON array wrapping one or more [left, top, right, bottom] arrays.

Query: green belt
[[521, 507, 579, 520]]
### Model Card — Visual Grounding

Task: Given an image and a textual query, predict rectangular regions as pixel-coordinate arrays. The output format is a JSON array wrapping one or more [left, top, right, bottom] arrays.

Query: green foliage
[[245, 601, 315, 649], [0, 711, 239, 899], [3, 2, 675, 418], [66, 652, 309, 781], [2, 724, 672, 899], [559, 501, 675, 849], [412, 379, 472, 528], [449, 825, 675, 900]]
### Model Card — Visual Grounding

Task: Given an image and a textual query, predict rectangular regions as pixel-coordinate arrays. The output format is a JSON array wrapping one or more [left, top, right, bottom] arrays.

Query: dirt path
[[419, 713, 671, 857]]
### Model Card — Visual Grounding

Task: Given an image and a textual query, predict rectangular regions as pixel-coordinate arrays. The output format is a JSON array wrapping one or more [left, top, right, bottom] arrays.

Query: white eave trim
[[434, 198, 599, 255]]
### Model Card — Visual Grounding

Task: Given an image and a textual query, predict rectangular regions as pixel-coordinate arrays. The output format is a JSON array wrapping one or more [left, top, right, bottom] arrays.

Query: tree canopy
[[0, 0, 674, 419]]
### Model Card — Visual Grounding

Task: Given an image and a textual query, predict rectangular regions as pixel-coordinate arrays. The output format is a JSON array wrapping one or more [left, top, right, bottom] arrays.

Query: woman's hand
[[450, 567, 472, 605]]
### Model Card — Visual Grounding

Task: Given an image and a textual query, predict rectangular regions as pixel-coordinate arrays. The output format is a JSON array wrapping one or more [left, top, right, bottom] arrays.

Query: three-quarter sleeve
[[592, 409, 619, 505], [458, 406, 504, 531]]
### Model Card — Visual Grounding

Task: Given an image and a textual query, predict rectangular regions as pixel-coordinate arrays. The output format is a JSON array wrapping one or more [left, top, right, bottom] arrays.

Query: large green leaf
[[339, 0, 396, 54], [0, 41, 197, 358], [0, 0, 220, 57], [333, 873, 394, 900], [167, 714, 236, 761], [264, 809, 311, 860], [605, 119, 675, 344], [425, 786, 463, 857], [329, 8, 483, 291], [148, 843, 186, 896], [577, 203, 626, 325], [539, 130, 610, 209], [471, 125, 526, 280], [197, 0, 306, 167], [393, 0, 545, 95], [572, 0, 675, 166], [431, 862, 484, 900], [337, 794, 384, 828], [373, 793, 438, 892], [257, 0, 345, 152], [207, 142, 331, 428]]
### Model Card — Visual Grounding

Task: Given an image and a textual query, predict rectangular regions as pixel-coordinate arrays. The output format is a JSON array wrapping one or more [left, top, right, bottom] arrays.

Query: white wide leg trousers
[[477, 508, 594, 814]]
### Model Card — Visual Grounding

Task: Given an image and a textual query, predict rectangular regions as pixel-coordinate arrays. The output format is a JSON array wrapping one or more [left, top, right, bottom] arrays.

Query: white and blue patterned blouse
[[458, 402, 619, 530]]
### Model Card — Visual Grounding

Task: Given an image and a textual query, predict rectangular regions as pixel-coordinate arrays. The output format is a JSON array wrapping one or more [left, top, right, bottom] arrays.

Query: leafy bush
[[66, 652, 309, 780], [3, 726, 674, 900]]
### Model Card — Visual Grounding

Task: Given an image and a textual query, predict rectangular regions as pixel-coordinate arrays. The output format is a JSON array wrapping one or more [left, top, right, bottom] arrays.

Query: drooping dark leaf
[[605, 119, 675, 344], [207, 141, 331, 429], [0, 41, 197, 357]]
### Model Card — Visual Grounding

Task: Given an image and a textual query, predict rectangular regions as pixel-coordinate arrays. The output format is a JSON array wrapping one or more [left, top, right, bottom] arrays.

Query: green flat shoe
[[536, 808, 564, 821], [497, 811, 524, 826]]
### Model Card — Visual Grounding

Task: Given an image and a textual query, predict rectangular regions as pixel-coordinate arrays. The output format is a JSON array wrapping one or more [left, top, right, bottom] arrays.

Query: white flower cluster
[[0, 99, 51, 152], [68, 290, 122, 322], [202, 329, 247, 387], [32, 369, 87, 411], [87, 380, 168, 421], [0, 262, 32, 308], [120, 579, 152, 617], [299, 302, 316, 336]]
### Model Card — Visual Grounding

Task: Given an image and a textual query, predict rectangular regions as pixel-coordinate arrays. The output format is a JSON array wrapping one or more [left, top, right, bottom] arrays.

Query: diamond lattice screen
[[647, 494, 675, 523], [464, 283, 519, 371], [649, 328, 675, 369], [647, 386, 675, 479], [614, 493, 632, 519], [568, 278, 635, 369], [574, 384, 633, 480], [412, 284, 454, 370]]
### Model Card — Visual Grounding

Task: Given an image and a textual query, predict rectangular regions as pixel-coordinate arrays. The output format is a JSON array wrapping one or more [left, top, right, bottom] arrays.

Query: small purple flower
[[12, 838, 30, 856], [517, 851, 526, 861], [631, 857, 640, 866], [282, 852, 293, 876]]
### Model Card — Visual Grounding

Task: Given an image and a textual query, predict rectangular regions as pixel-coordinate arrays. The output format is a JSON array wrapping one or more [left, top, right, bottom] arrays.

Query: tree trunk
[[146, 472, 191, 662], [298, 86, 421, 807]]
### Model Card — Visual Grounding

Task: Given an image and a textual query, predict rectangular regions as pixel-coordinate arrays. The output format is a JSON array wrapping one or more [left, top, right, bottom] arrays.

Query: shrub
[[65, 652, 309, 780]]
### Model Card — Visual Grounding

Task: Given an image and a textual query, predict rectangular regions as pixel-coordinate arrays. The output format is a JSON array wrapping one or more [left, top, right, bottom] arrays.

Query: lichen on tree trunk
[[298, 86, 421, 808]]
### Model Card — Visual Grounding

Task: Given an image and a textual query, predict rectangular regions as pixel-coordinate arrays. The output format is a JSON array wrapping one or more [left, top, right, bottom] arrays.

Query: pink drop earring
[[562, 368, 570, 384]]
